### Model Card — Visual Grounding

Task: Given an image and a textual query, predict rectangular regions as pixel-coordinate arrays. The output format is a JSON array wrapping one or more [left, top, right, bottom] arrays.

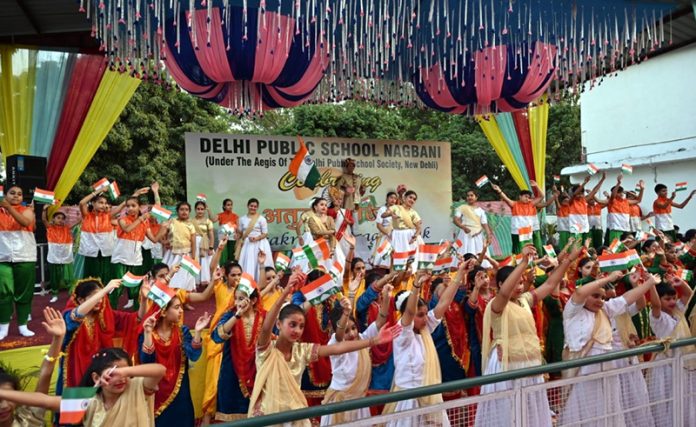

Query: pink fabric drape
[[46, 55, 107, 188], [511, 41, 557, 104], [475, 45, 507, 109], [252, 12, 295, 84], [192, 9, 236, 83]]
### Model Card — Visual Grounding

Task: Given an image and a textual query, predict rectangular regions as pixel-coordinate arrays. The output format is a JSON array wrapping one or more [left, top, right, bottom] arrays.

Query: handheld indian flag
[[676, 269, 693, 282], [376, 239, 393, 259], [301, 274, 340, 305], [586, 163, 600, 175], [275, 253, 291, 271], [392, 251, 410, 271], [675, 182, 688, 192], [150, 205, 172, 222], [92, 177, 110, 192], [292, 246, 307, 261], [553, 175, 561, 184], [107, 181, 120, 199], [289, 136, 320, 190], [147, 280, 177, 308], [514, 253, 531, 266], [621, 163, 633, 175], [609, 238, 627, 254], [416, 244, 441, 270], [634, 184, 641, 193], [598, 251, 635, 272], [302, 238, 331, 268], [33, 188, 55, 205], [475, 175, 490, 188], [237, 272, 257, 297], [122, 272, 145, 288], [329, 260, 345, 283], [433, 256, 452, 274], [634, 230, 653, 242], [360, 195, 376, 209], [59, 387, 97, 425], [180, 255, 201, 277], [543, 245, 557, 258], [196, 193, 207, 202], [518, 226, 533, 244], [498, 256, 513, 267]]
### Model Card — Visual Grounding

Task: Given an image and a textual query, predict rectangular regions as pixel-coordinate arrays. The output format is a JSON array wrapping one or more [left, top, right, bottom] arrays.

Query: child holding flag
[[165, 202, 198, 294], [192, 201, 215, 289], [248, 269, 400, 421], [0, 185, 37, 340], [372, 192, 398, 269], [306, 197, 337, 253], [41, 205, 75, 304], [214, 198, 239, 265], [453, 190, 492, 259], [567, 173, 606, 242], [382, 190, 422, 254], [605, 175, 644, 246], [139, 293, 211, 427], [653, 183, 696, 241]]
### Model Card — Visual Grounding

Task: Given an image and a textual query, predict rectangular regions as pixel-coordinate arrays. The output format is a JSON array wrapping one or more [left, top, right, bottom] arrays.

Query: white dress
[[319, 323, 379, 426], [611, 303, 654, 427], [238, 215, 274, 283], [371, 205, 393, 268], [454, 205, 487, 256], [290, 212, 313, 273], [386, 311, 450, 427], [647, 301, 696, 426], [560, 297, 628, 427]]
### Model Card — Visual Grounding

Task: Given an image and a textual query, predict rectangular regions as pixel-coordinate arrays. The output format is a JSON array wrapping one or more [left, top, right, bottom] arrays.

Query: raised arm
[[400, 272, 429, 327], [492, 184, 514, 208], [211, 235, 227, 276], [150, 181, 161, 206], [0, 389, 60, 412], [76, 280, 121, 316], [571, 271, 623, 304], [672, 190, 696, 209], [630, 180, 645, 205], [535, 243, 583, 301], [649, 277, 662, 318], [103, 363, 167, 392], [585, 172, 606, 200], [490, 247, 535, 313], [35, 307, 65, 394], [433, 260, 470, 319], [334, 297, 353, 342], [187, 268, 220, 303], [41, 204, 50, 228], [672, 276, 693, 306], [375, 284, 394, 329], [78, 190, 98, 216], [622, 274, 660, 306]]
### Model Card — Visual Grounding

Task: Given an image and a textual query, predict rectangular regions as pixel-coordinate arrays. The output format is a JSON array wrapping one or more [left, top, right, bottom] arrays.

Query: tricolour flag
[[92, 177, 110, 192], [416, 244, 441, 270], [301, 274, 340, 305], [392, 251, 410, 271], [498, 256, 513, 267], [220, 223, 236, 236], [107, 181, 120, 199], [122, 272, 145, 288], [302, 238, 331, 268], [360, 195, 376, 209], [675, 182, 688, 192], [475, 175, 490, 188], [609, 238, 627, 254], [376, 239, 393, 259], [677, 269, 693, 282], [147, 280, 177, 308], [292, 246, 307, 261], [543, 245, 557, 258], [59, 387, 97, 425], [275, 253, 291, 271], [33, 188, 55, 205], [237, 272, 258, 296], [626, 249, 642, 269], [634, 184, 641, 193], [518, 226, 533, 243], [196, 193, 207, 202], [634, 230, 654, 242], [180, 255, 201, 277], [150, 205, 172, 222], [433, 257, 453, 274], [598, 251, 634, 272], [586, 163, 600, 175], [329, 260, 345, 284], [621, 163, 633, 174], [289, 136, 320, 190], [452, 238, 463, 251], [553, 175, 561, 183]]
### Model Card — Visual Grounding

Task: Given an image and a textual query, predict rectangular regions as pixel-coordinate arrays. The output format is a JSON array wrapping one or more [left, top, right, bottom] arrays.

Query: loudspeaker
[[6, 155, 48, 243]]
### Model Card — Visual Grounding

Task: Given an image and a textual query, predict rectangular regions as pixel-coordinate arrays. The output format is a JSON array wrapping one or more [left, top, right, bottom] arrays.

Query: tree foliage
[[72, 84, 581, 205]]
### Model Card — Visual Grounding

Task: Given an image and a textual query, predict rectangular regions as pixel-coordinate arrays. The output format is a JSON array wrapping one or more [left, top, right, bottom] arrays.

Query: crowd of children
[[1, 169, 696, 426]]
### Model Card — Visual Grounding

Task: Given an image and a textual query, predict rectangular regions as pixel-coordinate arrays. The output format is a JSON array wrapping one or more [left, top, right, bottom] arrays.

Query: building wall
[[565, 43, 696, 232]]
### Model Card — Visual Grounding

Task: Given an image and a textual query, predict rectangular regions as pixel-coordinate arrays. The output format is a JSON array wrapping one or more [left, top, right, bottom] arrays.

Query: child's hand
[[212, 267, 224, 282], [143, 313, 158, 333], [340, 297, 352, 315], [375, 323, 403, 345], [41, 307, 66, 338], [382, 284, 394, 298], [607, 271, 624, 282], [104, 279, 122, 293], [349, 271, 363, 292], [195, 312, 212, 332], [258, 250, 267, 264], [236, 298, 251, 315]]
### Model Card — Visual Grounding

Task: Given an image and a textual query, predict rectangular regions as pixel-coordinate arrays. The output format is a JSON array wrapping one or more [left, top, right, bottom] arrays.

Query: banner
[[185, 133, 452, 256]]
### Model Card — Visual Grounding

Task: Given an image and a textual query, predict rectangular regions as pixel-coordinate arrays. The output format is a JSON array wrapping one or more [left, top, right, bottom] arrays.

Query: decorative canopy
[[80, 0, 678, 115]]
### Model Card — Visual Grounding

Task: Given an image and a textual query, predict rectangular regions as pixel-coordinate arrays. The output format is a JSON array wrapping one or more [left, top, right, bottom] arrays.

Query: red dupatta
[[301, 304, 332, 387], [367, 297, 395, 366], [138, 303, 184, 416], [229, 309, 266, 397], [442, 302, 470, 370]]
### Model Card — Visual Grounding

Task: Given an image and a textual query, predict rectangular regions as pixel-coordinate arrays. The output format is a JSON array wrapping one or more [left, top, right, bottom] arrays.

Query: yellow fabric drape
[[0, 46, 37, 159], [528, 96, 549, 192], [477, 115, 530, 190], [52, 70, 140, 207]]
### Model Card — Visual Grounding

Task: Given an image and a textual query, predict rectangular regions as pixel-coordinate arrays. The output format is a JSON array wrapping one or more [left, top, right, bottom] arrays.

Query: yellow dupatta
[[247, 346, 310, 426], [382, 328, 444, 421], [561, 309, 612, 378], [83, 377, 155, 427], [482, 293, 541, 371], [456, 204, 483, 235], [234, 214, 261, 259], [393, 205, 416, 230], [321, 347, 371, 424], [615, 311, 639, 350]]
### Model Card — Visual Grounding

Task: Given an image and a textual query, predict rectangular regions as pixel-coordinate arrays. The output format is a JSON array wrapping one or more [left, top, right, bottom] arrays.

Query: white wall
[[565, 160, 696, 233], [580, 43, 696, 164]]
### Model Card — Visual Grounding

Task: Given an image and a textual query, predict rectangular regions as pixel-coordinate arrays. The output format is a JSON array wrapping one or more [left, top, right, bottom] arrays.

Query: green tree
[[67, 84, 232, 205]]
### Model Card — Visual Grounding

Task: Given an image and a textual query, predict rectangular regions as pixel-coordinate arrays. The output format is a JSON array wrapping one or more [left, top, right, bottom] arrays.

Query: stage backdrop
[[185, 133, 452, 257]]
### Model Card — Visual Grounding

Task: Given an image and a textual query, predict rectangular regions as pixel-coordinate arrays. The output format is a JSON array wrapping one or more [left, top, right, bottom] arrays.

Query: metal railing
[[221, 337, 696, 426]]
